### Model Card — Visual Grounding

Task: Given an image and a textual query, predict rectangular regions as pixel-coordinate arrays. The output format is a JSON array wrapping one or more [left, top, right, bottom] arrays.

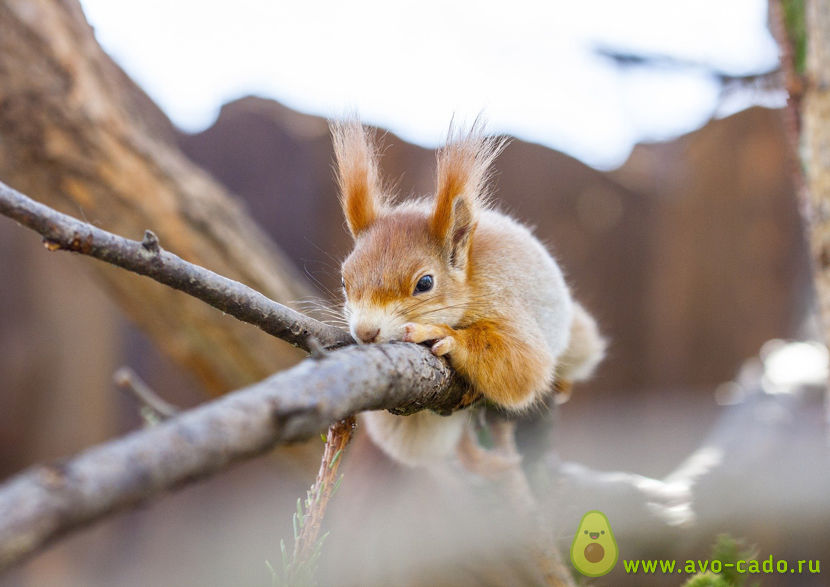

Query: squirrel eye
[[414, 274, 434, 294]]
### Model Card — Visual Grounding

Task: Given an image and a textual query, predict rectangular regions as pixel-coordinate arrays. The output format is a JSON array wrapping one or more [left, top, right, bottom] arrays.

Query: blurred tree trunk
[[805, 0, 830, 345], [0, 0, 312, 394]]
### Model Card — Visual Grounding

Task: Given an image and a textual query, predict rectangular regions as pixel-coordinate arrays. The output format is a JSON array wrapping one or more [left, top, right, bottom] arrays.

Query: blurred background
[[0, 0, 826, 585]]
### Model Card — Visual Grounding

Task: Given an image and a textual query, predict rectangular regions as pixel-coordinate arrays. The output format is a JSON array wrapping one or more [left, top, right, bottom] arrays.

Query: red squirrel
[[332, 120, 605, 466]]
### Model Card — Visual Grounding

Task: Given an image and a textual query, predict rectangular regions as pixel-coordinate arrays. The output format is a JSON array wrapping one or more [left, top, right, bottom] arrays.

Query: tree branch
[[0, 177, 472, 570], [0, 179, 352, 352], [0, 342, 467, 571], [1, 0, 326, 392]]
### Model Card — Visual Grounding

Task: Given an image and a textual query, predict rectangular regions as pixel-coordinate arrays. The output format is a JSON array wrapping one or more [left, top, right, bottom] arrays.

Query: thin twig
[[0, 180, 353, 353], [493, 421, 573, 587], [287, 416, 356, 582], [114, 367, 180, 421], [305, 335, 329, 360], [459, 418, 574, 587]]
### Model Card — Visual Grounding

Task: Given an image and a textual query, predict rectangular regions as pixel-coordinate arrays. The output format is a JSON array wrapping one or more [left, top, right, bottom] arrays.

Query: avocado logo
[[570, 510, 618, 577]]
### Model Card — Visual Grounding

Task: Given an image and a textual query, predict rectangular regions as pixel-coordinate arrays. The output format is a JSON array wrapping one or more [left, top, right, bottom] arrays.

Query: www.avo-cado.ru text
[[623, 556, 820, 576]]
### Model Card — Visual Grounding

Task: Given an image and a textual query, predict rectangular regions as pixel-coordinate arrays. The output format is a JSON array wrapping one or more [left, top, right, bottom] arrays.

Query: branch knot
[[141, 229, 160, 253]]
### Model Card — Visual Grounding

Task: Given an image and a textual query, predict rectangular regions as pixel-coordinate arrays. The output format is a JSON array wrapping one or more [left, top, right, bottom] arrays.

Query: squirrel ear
[[445, 197, 476, 270], [430, 122, 505, 269], [331, 120, 384, 238]]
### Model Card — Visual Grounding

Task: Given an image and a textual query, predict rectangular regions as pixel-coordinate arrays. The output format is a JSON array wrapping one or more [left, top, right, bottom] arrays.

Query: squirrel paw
[[431, 336, 454, 356], [403, 323, 456, 356], [403, 322, 445, 342]]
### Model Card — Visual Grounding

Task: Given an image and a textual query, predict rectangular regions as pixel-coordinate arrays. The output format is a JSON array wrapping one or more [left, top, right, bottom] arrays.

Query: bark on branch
[[0, 180, 352, 352], [0, 342, 467, 571]]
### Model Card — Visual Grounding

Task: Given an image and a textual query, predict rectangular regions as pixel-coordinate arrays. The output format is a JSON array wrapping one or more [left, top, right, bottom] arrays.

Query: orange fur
[[341, 211, 441, 306], [331, 120, 384, 238], [403, 319, 554, 408], [430, 124, 506, 269]]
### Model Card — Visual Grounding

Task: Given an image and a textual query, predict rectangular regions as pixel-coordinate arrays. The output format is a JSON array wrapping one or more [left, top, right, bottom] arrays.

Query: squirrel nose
[[356, 326, 380, 344]]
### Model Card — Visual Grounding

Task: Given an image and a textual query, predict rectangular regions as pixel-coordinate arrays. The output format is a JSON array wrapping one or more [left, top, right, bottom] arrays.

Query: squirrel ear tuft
[[430, 121, 507, 269], [331, 120, 384, 238]]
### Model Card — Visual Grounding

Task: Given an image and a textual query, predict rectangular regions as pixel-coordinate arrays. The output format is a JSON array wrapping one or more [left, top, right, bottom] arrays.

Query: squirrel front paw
[[403, 323, 456, 356], [430, 336, 454, 356]]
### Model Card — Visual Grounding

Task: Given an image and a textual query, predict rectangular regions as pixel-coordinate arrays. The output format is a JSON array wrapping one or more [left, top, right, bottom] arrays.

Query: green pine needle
[[331, 475, 343, 497], [296, 498, 304, 527]]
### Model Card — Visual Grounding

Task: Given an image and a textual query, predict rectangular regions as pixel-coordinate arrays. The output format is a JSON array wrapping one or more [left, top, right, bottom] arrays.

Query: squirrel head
[[331, 120, 504, 344]]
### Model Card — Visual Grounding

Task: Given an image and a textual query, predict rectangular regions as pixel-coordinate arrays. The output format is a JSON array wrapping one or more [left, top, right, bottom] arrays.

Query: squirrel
[[331, 120, 605, 467]]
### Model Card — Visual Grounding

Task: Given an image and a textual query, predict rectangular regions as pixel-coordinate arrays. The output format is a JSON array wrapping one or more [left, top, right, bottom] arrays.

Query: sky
[[79, 0, 782, 169]]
